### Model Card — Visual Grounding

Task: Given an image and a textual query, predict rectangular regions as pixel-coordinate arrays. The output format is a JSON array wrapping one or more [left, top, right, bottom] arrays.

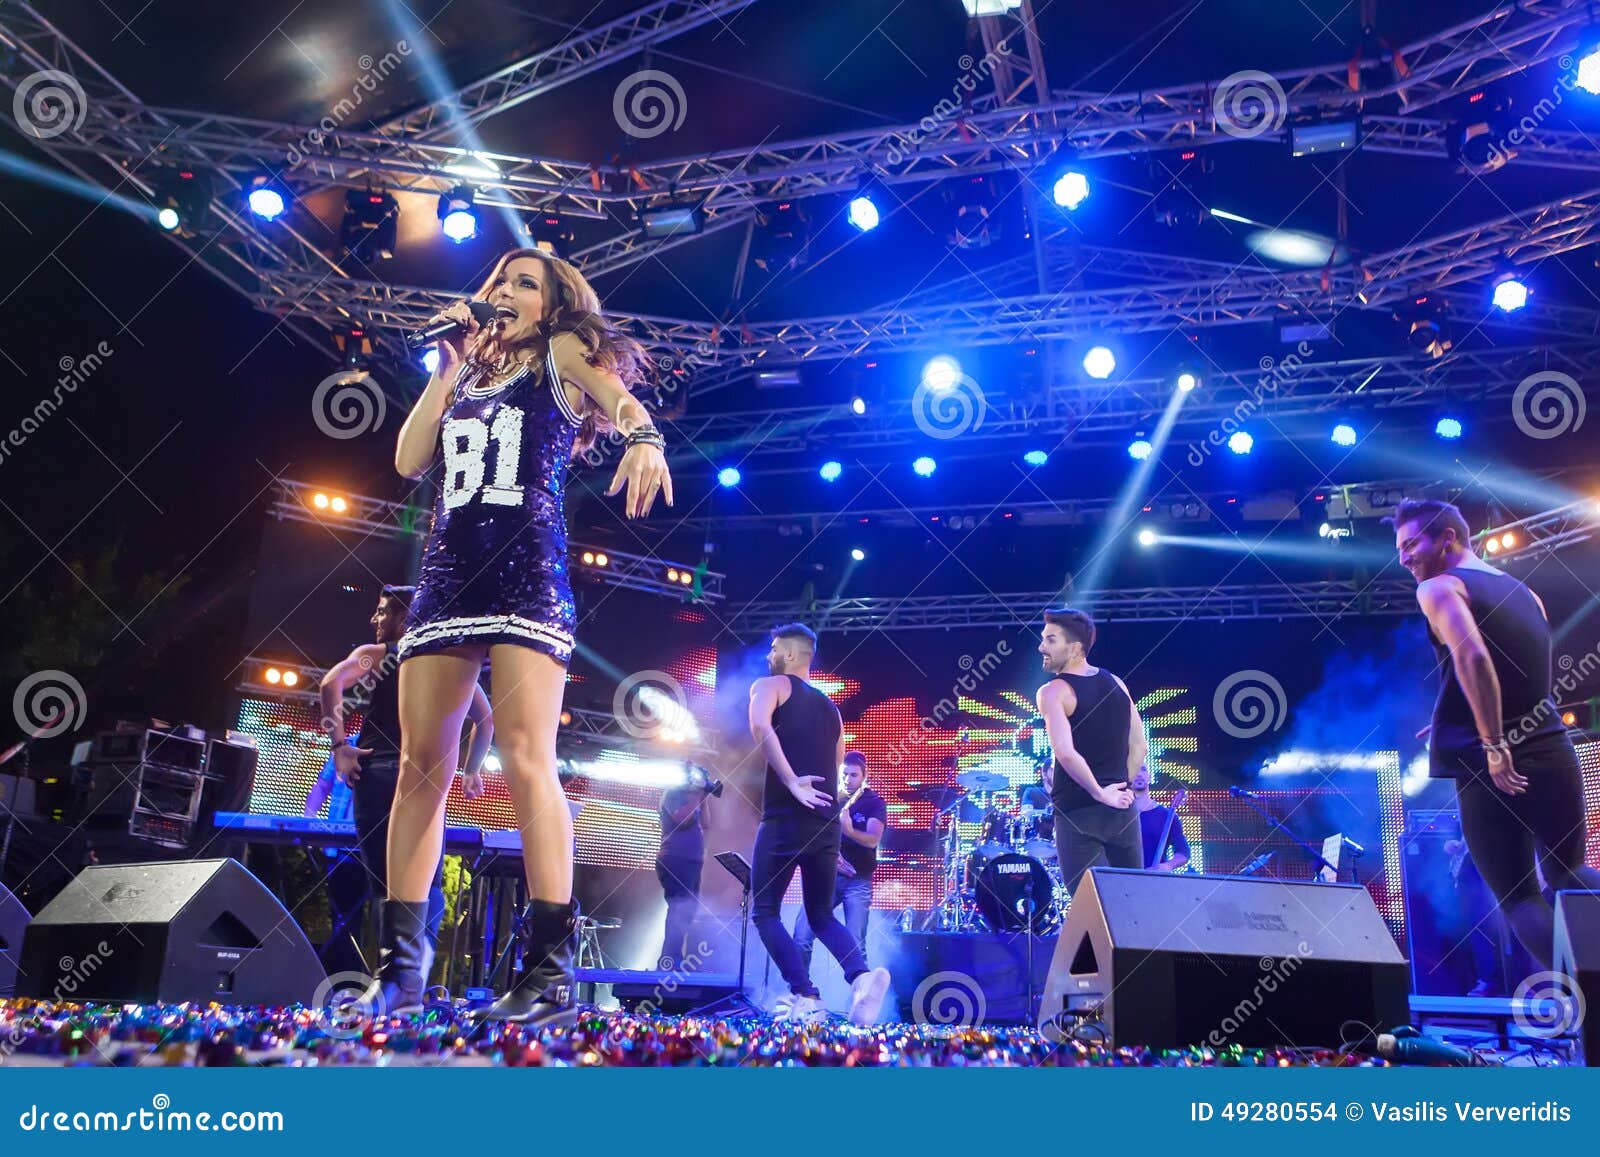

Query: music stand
[[690, 851, 763, 1016]]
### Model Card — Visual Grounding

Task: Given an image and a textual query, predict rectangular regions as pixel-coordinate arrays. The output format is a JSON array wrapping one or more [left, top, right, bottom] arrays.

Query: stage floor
[[2, 999, 1565, 1067]]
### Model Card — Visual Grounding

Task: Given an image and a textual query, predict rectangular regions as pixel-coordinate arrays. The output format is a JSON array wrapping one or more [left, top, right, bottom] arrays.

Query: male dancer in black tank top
[[748, 623, 891, 1024], [1034, 608, 1149, 896], [1393, 498, 1600, 967], [317, 585, 493, 996]]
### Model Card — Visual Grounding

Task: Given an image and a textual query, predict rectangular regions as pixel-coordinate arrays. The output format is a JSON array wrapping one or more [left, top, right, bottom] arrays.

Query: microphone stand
[[1232, 793, 1338, 879]]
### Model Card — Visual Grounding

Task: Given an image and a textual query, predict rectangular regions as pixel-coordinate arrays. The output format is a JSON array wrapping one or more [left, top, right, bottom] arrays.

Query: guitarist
[[1131, 764, 1189, 872]]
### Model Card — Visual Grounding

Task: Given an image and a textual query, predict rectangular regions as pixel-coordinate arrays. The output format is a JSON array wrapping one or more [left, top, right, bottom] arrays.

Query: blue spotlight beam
[[1155, 533, 1399, 567]]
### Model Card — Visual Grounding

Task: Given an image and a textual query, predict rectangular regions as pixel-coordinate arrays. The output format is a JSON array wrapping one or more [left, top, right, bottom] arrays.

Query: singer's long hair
[[467, 247, 649, 453]]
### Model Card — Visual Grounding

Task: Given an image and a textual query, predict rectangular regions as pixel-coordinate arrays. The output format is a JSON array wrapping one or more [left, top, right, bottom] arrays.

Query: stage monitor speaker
[[1554, 890, 1600, 1067], [16, 859, 324, 1005], [1039, 868, 1410, 1049], [0, 881, 29, 996]]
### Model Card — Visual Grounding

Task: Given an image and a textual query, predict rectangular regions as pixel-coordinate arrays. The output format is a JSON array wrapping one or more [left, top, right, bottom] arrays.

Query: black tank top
[[354, 642, 402, 760], [1051, 668, 1132, 813], [763, 674, 842, 825], [1427, 567, 1565, 778]]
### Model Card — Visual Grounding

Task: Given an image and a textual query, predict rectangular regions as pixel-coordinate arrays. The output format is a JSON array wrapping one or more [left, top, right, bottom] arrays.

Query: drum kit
[[923, 765, 1070, 935]]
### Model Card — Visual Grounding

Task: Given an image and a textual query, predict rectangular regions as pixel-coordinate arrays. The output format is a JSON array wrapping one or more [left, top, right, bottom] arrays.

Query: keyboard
[[211, 811, 485, 854]]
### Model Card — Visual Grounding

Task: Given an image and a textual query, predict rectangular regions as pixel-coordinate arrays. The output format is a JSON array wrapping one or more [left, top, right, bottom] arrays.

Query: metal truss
[[657, 476, 1439, 532], [1482, 497, 1600, 566], [267, 478, 725, 600], [371, 0, 762, 141], [659, 344, 1596, 461], [720, 579, 1421, 635], [234, 658, 716, 756]]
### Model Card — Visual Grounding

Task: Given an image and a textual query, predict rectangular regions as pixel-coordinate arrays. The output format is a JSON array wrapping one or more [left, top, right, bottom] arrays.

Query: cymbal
[[902, 784, 963, 802], [957, 769, 1009, 792]]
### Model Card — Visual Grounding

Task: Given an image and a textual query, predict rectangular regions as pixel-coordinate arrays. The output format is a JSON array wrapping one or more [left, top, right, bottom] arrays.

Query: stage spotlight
[[594, 553, 609, 567], [850, 396, 867, 415], [1435, 415, 1463, 440], [420, 347, 440, 375], [753, 200, 812, 271], [666, 568, 680, 582], [1137, 528, 1157, 548], [329, 496, 348, 514], [921, 355, 961, 391], [246, 176, 287, 221], [1319, 522, 1332, 539], [281, 669, 300, 688], [1176, 371, 1199, 392], [150, 167, 211, 236], [847, 194, 880, 232], [312, 492, 331, 510], [1228, 430, 1254, 455], [340, 189, 398, 261], [264, 667, 282, 685], [946, 175, 996, 250], [1053, 170, 1090, 210], [1331, 423, 1357, 447], [581, 551, 595, 565], [525, 212, 575, 257], [1023, 449, 1049, 467], [961, 0, 1022, 14], [1484, 536, 1501, 555], [1128, 439, 1153, 461], [820, 460, 843, 482], [1500, 531, 1516, 549], [1491, 274, 1529, 313], [850, 548, 866, 561], [1082, 345, 1115, 379], [716, 466, 742, 488], [638, 203, 704, 239], [912, 456, 936, 477], [438, 185, 479, 243], [1577, 46, 1600, 95]]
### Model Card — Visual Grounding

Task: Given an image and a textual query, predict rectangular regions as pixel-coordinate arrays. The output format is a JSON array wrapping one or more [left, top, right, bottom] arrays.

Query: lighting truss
[[653, 345, 1598, 462], [1481, 497, 1600, 566], [722, 580, 1421, 635], [267, 478, 724, 600]]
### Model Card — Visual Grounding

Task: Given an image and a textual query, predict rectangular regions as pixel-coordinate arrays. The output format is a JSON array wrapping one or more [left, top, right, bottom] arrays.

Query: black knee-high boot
[[360, 899, 429, 1017], [477, 898, 579, 1024]]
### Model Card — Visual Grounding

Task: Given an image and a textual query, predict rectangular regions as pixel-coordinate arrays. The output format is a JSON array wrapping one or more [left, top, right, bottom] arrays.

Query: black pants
[[354, 757, 445, 942], [751, 819, 866, 997], [1056, 804, 1143, 897], [656, 854, 703, 966], [1455, 737, 1600, 968]]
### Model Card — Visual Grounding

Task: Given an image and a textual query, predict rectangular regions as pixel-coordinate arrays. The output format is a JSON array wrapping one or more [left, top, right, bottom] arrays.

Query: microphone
[[1376, 1029, 1489, 1067], [1227, 785, 1257, 800], [405, 300, 498, 352], [1341, 836, 1367, 857]]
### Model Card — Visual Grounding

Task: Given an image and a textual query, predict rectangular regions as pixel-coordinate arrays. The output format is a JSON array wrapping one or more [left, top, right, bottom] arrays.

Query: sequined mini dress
[[399, 342, 583, 665]]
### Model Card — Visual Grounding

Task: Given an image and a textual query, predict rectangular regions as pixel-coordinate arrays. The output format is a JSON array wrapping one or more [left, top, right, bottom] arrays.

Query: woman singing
[[363, 248, 672, 1025]]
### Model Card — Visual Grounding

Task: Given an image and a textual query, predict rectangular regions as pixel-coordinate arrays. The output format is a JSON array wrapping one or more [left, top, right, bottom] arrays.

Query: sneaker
[[770, 992, 794, 1019], [783, 994, 826, 1024], [848, 967, 891, 1026]]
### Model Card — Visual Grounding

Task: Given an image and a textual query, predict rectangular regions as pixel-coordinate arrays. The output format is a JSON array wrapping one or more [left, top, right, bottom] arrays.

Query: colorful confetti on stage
[[1, 1000, 1382, 1068]]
